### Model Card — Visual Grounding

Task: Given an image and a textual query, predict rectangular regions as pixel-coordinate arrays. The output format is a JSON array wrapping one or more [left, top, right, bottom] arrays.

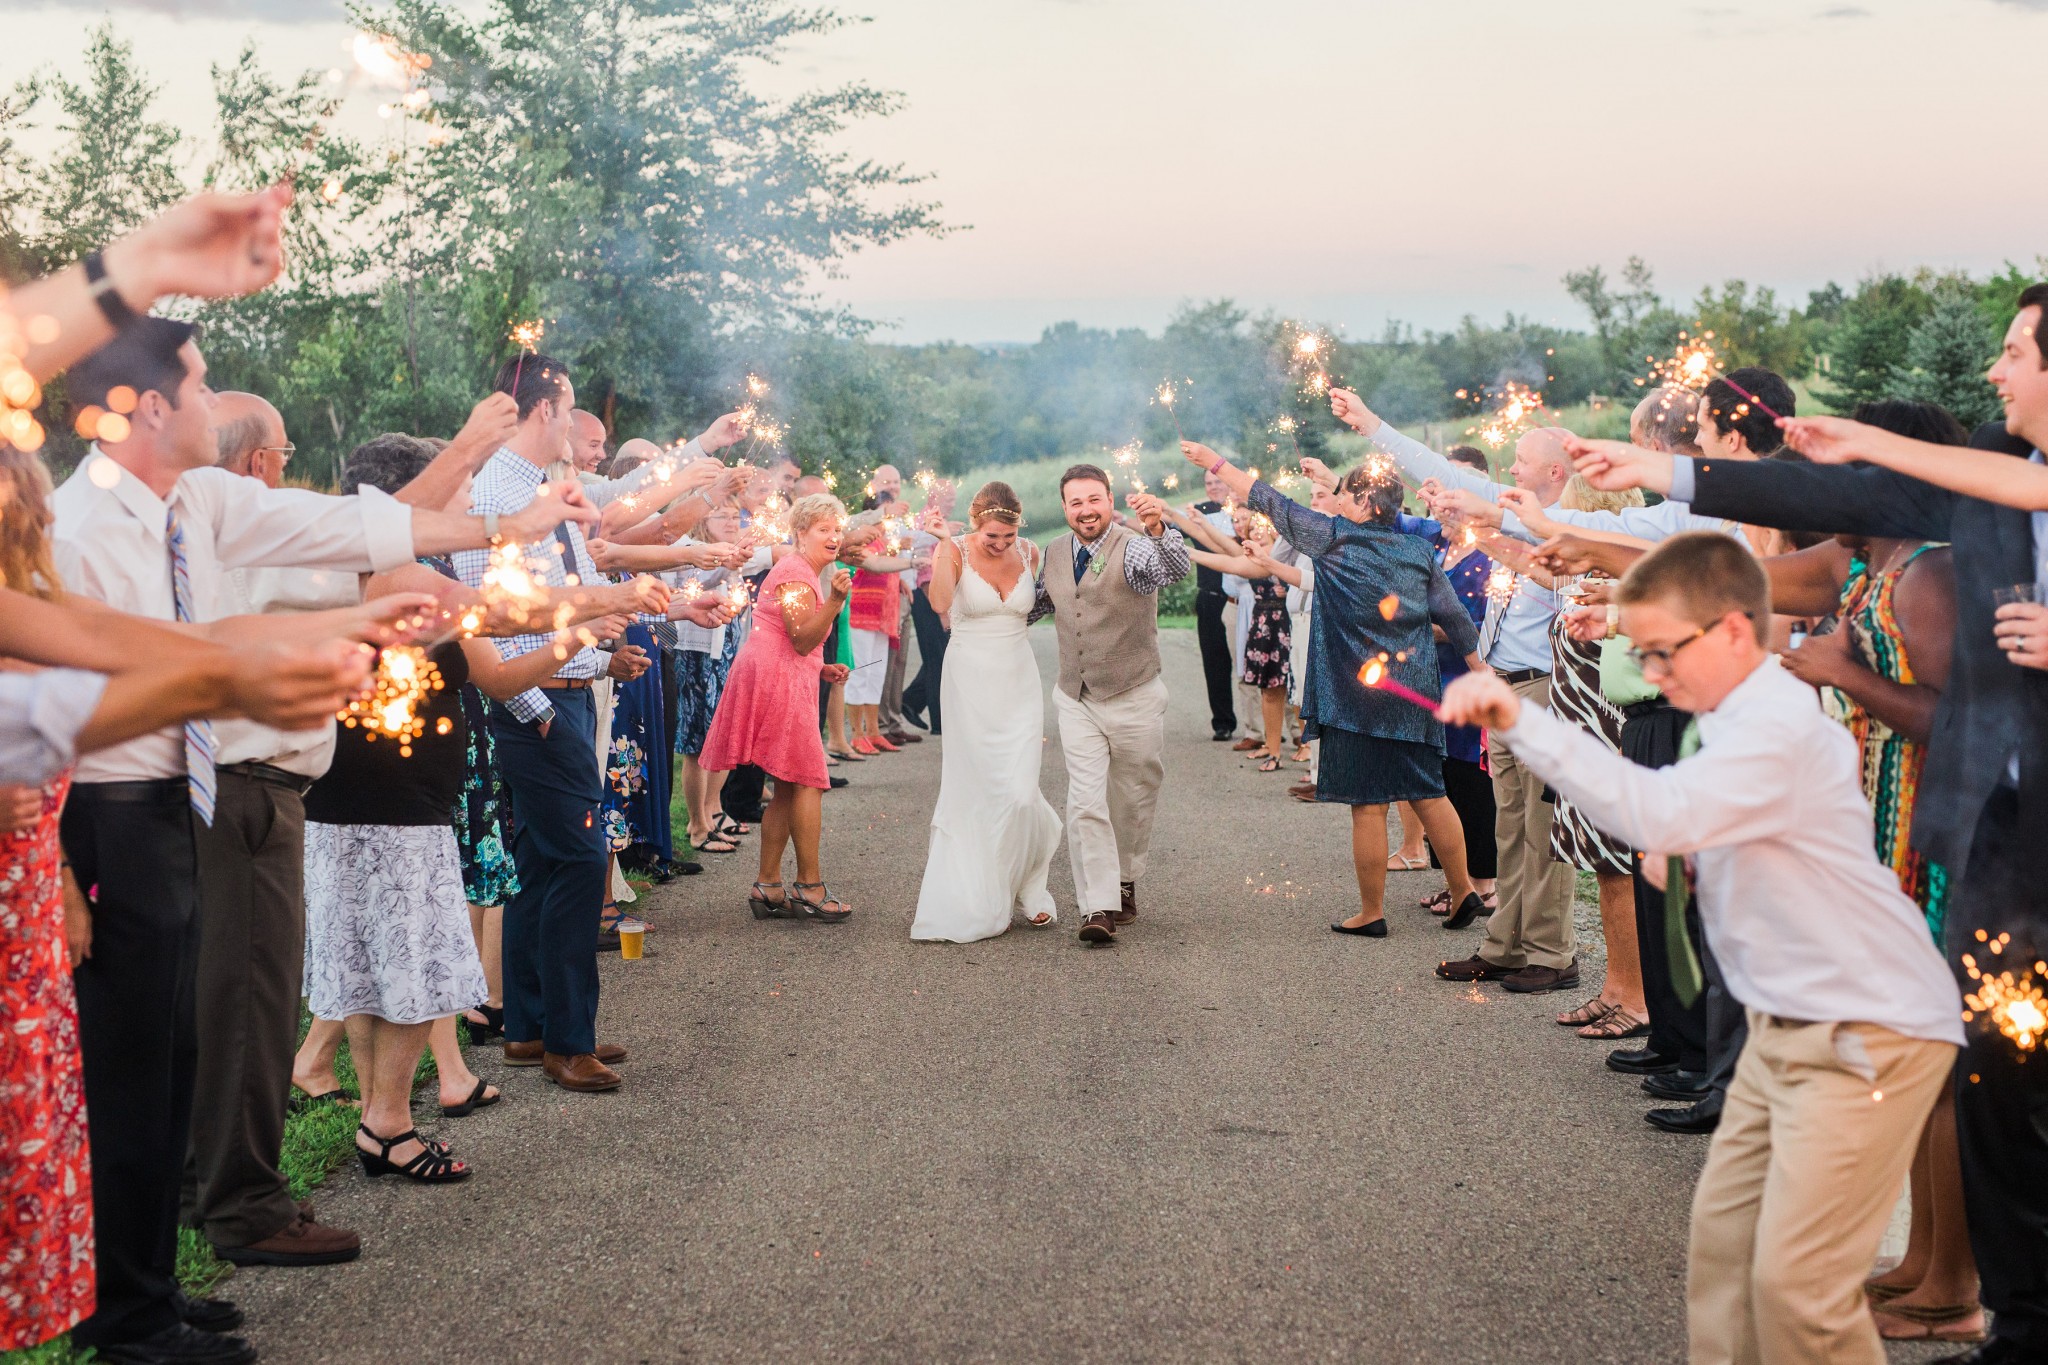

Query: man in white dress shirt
[[1441, 532, 1961, 1365], [53, 318, 595, 1365]]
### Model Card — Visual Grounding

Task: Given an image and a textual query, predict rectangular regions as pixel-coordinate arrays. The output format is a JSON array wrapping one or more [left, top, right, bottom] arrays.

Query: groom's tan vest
[[1043, 523, 1161, 702]]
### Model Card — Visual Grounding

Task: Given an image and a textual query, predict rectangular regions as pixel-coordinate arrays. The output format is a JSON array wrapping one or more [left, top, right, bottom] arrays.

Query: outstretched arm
[[1781, 416, 2048, 512]]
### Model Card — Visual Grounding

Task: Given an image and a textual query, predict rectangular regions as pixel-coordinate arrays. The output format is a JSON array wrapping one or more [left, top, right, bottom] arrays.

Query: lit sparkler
[[1485, 561, 1518, 606], [1357, 657, 1437, 713], [508, 318, 545, 394], [1288, 326, 1336, 399], [1109, 439, 1146, 491], [338, 644, 445, 757], [1463, 381, 1550, 451], [1640, 330, 1722, 393], [1963, 937, 2048, 1055], [1153, 380, 1188, 442]]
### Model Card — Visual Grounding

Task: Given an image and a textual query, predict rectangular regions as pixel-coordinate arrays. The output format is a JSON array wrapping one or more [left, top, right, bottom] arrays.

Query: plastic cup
[[617, 919, 646, 961], [1994, 584, 2040, 608]]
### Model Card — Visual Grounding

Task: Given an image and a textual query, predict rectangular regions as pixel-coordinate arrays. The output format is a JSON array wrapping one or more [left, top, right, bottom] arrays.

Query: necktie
[[167, 506, 218, 826], [1073, 544, 1092, 585], [1664, 719, 1704, 1007]]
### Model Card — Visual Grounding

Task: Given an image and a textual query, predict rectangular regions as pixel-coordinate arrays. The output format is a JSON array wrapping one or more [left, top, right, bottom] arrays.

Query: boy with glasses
[[1440, 531, 1963, 1365]]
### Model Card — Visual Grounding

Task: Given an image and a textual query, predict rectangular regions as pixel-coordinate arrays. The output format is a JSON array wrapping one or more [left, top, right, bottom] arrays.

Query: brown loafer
[[1112, 882, 1138, 926], [1500, 960, 1581, 994], [543, 1052, 622, 1092], [1231, 737, 1262, 752], [1077, 912, 1116, 945], [594, 1042, 628, 1065], [503, 1039, 544, 1067], [1436, 953, 1516, 982], [883, 730, 921, 744], [214, 1211, 361, 1267]]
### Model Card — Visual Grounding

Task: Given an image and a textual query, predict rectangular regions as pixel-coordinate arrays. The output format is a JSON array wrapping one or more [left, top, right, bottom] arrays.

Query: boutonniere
[[1089, 551, 1107, 578]]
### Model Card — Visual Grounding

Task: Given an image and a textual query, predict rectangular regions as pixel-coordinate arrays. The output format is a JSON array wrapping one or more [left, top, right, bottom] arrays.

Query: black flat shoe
[[1442, 892, 1487, 930], [829, 776, 850, 789], [1331, 919, 1388, 937], [1642, 1069, 1712, 1102], [1606, 1046, 1680, 1076], [1645, 1102, 1721, 1135], [173, 1290, 244, 1334], [96, 1321, 256, 1365], [440, 1078, 501, 1117]]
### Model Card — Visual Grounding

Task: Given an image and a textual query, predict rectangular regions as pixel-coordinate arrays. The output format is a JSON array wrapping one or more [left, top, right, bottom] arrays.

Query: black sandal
[[440, 1078, 501, 1118], [790, 881, 853, 923], [289, 1085, 359, 1112], [461, 1004, 505, 1041], [694, 833, 739, 854], [1257, 754, 1281, 773], [749, 880, 793, 920], [356, 1125, 470, 1183], [711, 813, 751, 839]]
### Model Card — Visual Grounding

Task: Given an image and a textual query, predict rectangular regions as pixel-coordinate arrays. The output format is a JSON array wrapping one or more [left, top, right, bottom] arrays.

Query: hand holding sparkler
[[1533, 535, 1643, 581], [1563, 436, 1676, 496], [827, 568, 854, 601], [103, 183, 292, 307], [233, 639, 376, 732], [697, 410, 751, 454], [616, 574, 672, 618], [606, 645, 652, 682], [1298, 456, 1337, 495], [1425, 484, 1502, 529], [265, 591, 440, 652], [1125, 491, 1168, 536], [1178, 439, 1222, 471], [1495, 486, 1555, 537], [1327, 388, 1382, 437], [1560, 604, 1610, 644], [1436, 670, 1523, 730], [503, 480, 601, 542], [445, 393, 521, 471]]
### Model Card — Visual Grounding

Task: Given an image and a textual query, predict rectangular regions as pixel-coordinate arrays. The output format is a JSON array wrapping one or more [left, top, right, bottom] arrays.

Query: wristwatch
[[82, 251, 140, 331]]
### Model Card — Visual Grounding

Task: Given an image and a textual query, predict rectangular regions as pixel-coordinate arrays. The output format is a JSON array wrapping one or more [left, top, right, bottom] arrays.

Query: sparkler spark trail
[[339, 644, 445, 757], [1463, 381, 1550, 451], [1485, 561, 1518, 606], [1357, 658, 1438, 712], [507, 319, 545, 394], [1962, 938, 2048, 1055], [1640, 330, 1722, 393], [1153, 380, 1189, 442], [1287, 326, 1337, 400], [1109, 439, 1146, 491]]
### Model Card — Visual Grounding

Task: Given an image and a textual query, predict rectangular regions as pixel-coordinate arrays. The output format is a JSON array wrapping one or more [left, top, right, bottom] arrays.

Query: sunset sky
[[8, 0, 2045, 343]]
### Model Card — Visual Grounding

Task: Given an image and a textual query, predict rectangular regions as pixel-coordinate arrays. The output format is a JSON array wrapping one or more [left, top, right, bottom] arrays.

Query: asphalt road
[[228, 631, 1945, 1364]]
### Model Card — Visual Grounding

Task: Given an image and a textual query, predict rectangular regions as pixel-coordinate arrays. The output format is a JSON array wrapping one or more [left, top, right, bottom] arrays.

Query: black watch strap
[[82, 251, 140, 331]]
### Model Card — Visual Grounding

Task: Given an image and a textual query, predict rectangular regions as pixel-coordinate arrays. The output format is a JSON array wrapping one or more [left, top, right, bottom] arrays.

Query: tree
[[1689, 280, 1810, 378], [22, 25, 185, 271], [1889, 284, 2003, 428], [1813, 273, 1934, 412]]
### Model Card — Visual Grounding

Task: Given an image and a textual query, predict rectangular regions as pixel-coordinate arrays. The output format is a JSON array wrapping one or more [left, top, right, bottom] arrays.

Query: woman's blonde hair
[[968, 481, 1023, 528], [1560, 474, 1644, 516], [787, 492, 847, 537], [0, 450, 62, 601]]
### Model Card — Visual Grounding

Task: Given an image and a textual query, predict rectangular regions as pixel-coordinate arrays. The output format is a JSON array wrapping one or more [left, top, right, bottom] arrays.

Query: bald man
[[570, 408, 610, 475], [214, 391, 290, 487], [187, 393, 364, 1267], [1332, 389, 1582, 997]]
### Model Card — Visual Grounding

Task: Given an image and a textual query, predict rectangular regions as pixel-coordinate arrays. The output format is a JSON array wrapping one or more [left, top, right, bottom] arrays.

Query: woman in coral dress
[[700, 493, 856, 923]]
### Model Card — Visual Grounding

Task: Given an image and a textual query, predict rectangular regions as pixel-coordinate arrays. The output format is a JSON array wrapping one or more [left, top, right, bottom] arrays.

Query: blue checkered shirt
[[452, 449, 605, 724]]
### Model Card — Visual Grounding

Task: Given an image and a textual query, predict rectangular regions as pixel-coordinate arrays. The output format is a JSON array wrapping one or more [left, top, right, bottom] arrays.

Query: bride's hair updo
[[969, 481, 1024, 529]]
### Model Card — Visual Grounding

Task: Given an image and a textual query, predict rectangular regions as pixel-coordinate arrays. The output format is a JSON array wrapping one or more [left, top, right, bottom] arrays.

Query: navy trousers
[[491, 688, 607, 1058]]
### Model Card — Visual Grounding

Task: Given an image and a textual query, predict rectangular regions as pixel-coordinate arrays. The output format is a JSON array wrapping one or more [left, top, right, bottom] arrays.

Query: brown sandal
[[1555, 996, 1612, 1027], [1871, 1304, 1987, 1343], [1578, 1006, 1649, 1040]]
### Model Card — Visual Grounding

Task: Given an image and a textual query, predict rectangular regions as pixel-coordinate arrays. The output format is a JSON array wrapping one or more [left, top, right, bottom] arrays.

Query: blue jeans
[[491, 688, 607, 1057]]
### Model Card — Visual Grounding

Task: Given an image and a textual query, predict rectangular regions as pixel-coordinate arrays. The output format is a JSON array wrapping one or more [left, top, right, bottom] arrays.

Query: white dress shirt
[[212, 565, 365, 776], [1500, 657, 1964, 1045], [1498, 498, 1749, 547], [0, 670, 109, 784], [52, 449, 414, 784]]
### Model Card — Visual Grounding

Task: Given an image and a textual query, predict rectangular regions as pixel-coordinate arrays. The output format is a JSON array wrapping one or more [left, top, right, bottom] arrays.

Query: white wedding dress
[[909, 547, 1061, 942]]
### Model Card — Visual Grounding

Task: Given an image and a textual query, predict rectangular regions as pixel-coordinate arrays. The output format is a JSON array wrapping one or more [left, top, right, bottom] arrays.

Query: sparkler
[[1640, 330, 1721, 393], [1485, 561, 1519, 606], [508, 319, 545, 394], [1357, 658, 1437, 713], [1288, 327, 1336, 400], [1963, 936, 2048, 1056], [1109, 439, 1146, 491], [1153, 380, 1188, 442], [1464, 381, 1550, 451], [338, 645, 445, 757]]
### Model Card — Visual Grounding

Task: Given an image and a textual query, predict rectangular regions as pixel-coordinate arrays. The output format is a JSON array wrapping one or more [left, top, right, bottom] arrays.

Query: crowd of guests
[[1165, 298, 2048, 1361], [0, 181, 2044, 1365]]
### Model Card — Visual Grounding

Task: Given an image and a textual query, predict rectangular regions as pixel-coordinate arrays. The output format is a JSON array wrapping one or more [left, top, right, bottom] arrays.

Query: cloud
[[20, 0, 343, 17], [1989, 0, 2048, 9], [1817, 4, 1871, 15]]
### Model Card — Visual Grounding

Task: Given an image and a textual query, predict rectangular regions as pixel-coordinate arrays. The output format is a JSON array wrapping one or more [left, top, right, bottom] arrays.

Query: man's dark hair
[[1851, 399, 1969, 448], [1447, 445, 1489, 474], [2017, 283, 2048, 368], [340, 433, 436, 496], [490, 353, 571, 421], [1059, 463, 1111, 497], [1702, 367, 1795, 454], [68, 316, 199, 413]]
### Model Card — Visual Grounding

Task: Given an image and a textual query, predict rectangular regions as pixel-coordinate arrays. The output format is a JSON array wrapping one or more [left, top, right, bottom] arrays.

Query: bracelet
[[1209, 456, 1227, 474], [83, 251, 140, 331]]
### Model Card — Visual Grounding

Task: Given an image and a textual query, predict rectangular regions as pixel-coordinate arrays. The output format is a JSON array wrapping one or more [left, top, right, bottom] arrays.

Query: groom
[[1028, 465, 1192, 944]]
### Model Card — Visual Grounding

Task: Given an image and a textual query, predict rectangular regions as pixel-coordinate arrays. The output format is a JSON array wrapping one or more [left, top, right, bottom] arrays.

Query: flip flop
[[1385, 855, 1428, 871]]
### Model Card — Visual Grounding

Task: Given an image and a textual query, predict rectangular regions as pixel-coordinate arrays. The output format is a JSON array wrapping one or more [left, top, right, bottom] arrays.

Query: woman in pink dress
[[700, 493, 856, 923]]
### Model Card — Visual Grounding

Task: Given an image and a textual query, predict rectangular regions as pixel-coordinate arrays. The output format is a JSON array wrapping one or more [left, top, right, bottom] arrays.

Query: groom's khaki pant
[[1054, 677, 1168, 920]]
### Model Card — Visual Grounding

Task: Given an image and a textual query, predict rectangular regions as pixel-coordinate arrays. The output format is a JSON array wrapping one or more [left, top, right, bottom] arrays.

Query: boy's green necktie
[[1665, 719, 1705, 1008]]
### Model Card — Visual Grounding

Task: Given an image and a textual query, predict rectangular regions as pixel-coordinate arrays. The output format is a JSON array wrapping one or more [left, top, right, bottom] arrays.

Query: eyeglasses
[[1627, 627, 1708, 676], [257, 444, 296, 461]]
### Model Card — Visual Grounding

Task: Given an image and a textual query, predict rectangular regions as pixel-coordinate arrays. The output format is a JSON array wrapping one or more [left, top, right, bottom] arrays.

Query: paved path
[[231, 633, 1939, 1363]]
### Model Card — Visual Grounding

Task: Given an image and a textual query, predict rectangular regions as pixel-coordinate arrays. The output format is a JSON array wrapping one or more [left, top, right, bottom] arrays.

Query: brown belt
[[539, 677, 594, 691]]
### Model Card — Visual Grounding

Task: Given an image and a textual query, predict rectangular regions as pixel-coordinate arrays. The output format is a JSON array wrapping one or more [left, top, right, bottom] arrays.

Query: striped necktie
[[167, 506, 218, 826]]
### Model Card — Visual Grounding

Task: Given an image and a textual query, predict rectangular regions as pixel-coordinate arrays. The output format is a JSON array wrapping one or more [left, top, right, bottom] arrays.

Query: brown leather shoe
[[1113, 881, 1138, 926], [594, 1042, 628, 1065], [1077, 912, 1116, 945], [883, 730, 921, 744], [543, 1052, 622, 1092], [1231, 737, 1262, 752], [215, 1211, 361, 1267], [1436, 953, 1516, 982], [504, 1039, 544, 1067], [1500, 960, 1582, 994]]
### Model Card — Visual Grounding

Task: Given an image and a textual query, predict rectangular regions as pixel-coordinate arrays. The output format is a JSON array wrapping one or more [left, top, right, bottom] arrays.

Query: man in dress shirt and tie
[[1329, 389, 1582, 994], [53, 319, 596, 1365]]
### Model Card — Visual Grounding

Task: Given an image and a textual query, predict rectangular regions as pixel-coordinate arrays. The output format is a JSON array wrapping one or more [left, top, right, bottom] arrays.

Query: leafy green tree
[[1689, 280, 1810, 378], [1889, 283, 2003, 428], [1813, 273, 1934, 411]]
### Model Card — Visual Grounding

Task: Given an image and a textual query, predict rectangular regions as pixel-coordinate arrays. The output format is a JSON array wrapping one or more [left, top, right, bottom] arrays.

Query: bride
[[910, 482, 1062, 942]]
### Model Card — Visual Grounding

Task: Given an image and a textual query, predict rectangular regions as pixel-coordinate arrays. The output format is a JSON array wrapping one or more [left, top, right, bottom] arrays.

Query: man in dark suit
[[1567, 282, 2048, 1365], [1191, 467, 1238, 740]]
